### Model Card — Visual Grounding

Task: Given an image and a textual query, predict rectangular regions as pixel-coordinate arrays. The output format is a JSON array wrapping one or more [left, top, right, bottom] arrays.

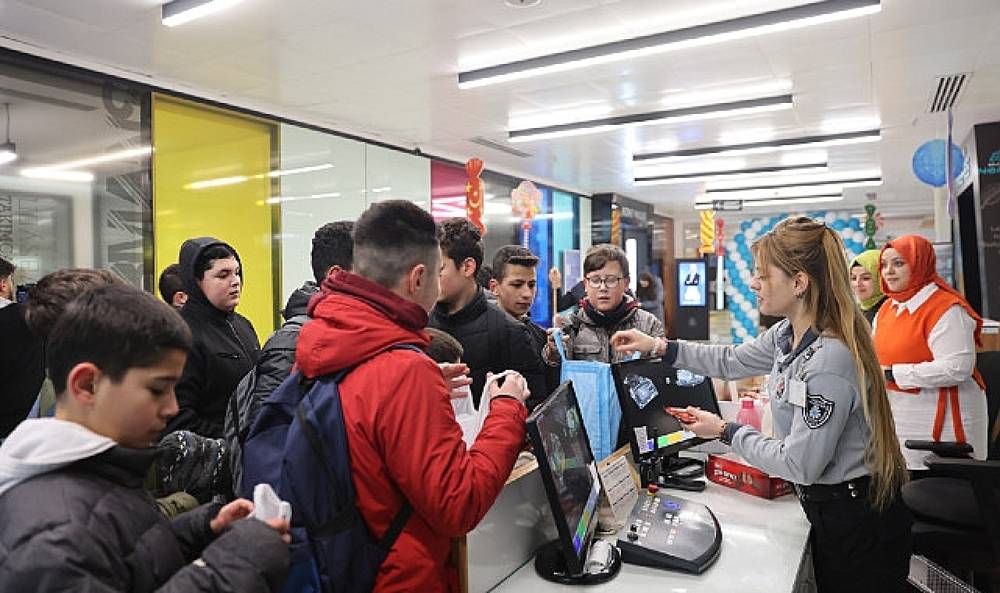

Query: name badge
[[788, 379, 807, 407]]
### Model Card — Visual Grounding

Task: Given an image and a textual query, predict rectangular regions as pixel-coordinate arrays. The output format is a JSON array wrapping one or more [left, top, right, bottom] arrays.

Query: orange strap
[[932, 386, 966, 444]]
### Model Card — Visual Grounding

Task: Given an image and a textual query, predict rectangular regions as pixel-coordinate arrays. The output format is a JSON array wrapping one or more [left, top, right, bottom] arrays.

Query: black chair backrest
[[977, 351, 1000, 459]]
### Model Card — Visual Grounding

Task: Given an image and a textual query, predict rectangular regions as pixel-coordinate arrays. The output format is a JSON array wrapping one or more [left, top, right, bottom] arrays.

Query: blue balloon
[[912, 140, 964, 187]]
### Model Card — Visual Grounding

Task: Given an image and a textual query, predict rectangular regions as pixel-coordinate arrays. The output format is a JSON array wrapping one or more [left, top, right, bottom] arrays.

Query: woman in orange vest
[[873, 235, 987, 470]]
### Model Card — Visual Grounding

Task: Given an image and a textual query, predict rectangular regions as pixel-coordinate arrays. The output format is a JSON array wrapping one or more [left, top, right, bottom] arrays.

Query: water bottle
[[736, 397, 762, 431]]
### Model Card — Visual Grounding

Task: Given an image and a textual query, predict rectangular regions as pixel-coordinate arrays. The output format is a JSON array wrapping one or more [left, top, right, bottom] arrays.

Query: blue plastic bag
[[552, 329, 621, 460]]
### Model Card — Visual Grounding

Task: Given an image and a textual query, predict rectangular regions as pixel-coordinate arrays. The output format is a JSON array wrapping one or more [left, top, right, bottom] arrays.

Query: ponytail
[[755, 218, 907, 510], [815, 228, 907, 510]]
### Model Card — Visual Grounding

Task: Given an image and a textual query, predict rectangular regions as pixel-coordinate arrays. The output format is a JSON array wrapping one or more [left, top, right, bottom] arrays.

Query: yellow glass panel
[[152, 95, 277, 342]]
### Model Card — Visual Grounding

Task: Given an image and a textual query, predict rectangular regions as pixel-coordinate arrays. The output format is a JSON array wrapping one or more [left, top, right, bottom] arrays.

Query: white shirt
[[876, 284, 978, 389]]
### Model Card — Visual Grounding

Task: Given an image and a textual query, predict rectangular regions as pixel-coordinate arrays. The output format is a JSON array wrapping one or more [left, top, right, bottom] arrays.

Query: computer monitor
[[526, 381, 603, 578], [612, 358, 720, 486], [677, 259, 707, 307]]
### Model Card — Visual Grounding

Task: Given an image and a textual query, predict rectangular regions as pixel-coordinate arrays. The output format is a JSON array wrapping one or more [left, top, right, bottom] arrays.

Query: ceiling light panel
[[162, 0, 245, 27], [509, 95, 792, 143], [634, 162, 827, 186], [458, 0, 880, 88], [633, 129, 880, 164], [705, 169, 882, 190]]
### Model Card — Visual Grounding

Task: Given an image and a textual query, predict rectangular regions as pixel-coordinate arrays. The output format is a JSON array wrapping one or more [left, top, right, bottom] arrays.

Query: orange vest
[[874, 288, 985, 443]]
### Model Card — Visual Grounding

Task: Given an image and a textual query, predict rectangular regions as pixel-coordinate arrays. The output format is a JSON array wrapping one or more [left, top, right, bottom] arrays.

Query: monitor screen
[[526, 381, 603, 576], [678, 260, 707, 307], [612, 358, 720, 461]]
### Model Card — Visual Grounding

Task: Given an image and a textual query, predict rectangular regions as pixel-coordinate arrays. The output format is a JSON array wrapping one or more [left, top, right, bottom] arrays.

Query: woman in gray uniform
[[612, 217, 910, 593]]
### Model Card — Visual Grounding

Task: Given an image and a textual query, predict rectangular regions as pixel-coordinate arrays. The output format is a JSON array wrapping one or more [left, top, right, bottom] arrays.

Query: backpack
[[241, 344, 419, 593], [225, 314, 309, 495]]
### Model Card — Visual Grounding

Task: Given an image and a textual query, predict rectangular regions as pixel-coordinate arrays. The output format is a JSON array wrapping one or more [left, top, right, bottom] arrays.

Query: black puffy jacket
[[0, 446, 288, 592], [429, 288, 547, 410], [167, 238, 260, 438], [225, 281, 317, 495], [0, 303, 44, 438]]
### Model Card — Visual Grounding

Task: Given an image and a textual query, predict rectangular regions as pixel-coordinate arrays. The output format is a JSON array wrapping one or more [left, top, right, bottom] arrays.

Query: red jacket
[[296, 272, 527, 593]]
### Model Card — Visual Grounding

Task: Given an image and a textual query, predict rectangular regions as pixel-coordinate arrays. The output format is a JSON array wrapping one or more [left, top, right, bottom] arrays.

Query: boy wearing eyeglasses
[[543, 244, 664, 366]]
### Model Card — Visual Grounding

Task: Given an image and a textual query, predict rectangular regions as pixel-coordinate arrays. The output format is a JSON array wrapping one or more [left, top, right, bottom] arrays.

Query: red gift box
[[706, 453, 793, 499]]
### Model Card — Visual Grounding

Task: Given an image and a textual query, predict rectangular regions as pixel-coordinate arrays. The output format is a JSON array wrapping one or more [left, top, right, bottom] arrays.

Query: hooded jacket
[[296, 271, 527, 593], [429, 288, 547, 409], [555, 296, 665, 364], [167, 237, 260, 438], [0, 419, 288, 593]]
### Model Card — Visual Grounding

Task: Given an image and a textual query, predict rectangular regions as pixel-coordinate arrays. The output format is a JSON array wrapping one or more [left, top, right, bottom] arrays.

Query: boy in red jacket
[[295, 200, 530, 592]]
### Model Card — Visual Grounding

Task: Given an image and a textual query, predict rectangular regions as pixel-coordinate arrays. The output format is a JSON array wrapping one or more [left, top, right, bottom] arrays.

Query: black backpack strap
[[378, 501, 413, 551]]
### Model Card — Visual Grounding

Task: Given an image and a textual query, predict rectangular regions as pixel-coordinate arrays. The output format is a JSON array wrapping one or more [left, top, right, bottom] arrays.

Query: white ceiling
[[2, 0, 1000, 217]]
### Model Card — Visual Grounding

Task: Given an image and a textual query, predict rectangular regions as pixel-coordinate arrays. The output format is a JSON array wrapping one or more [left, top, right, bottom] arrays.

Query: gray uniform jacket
[[554, 299, 665, 365], [665, 320, 870, 486]]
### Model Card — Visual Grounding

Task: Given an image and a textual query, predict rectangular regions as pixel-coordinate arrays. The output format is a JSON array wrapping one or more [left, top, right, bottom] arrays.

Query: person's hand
[[544, 328, 569, 363], [264, 518, 292, 544], [548, 267, 562, 290], [210, 499, 254, 535], [487, 371, 530, 405], [610, 329, 658, 356], [678, 406, 726, 440], [439, 362, 472, 399]]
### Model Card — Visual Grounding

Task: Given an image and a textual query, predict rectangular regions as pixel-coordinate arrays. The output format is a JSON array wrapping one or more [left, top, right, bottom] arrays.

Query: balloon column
[[511, 180, 542, 248], [725, 211, 867, 343], [465, 158, 486, 236]]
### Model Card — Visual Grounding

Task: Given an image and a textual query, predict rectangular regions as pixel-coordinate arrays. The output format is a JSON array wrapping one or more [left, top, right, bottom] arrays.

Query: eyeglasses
[[586, 275, 623, 288]]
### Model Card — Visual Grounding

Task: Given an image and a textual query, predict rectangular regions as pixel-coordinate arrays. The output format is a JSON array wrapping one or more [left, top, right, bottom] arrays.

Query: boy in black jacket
[[429, 219, 547, 409], [0, 284, 289, 592]]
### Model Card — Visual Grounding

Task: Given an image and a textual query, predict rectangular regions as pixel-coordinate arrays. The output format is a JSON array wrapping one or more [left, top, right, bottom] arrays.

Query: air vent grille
[[926, 73, 969, 113], [468, 136, 532, 158]]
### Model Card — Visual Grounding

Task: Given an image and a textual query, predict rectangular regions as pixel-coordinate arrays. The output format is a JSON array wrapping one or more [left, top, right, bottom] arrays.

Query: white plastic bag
[[451, 370, 517, 448]]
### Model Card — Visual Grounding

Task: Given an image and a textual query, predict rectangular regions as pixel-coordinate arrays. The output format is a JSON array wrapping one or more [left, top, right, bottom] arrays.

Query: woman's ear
[[65, 362, 101, 407]]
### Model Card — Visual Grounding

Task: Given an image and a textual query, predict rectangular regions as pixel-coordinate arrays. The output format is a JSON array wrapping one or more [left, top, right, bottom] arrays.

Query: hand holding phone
[[665, 406, 697, 424]]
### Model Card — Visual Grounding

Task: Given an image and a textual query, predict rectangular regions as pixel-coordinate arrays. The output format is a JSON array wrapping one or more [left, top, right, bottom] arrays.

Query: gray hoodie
[[0, 418, 115, 497]]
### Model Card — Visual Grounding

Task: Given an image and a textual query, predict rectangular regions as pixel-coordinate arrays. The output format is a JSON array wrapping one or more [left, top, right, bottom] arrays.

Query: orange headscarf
[[880, 235, 983, 346]]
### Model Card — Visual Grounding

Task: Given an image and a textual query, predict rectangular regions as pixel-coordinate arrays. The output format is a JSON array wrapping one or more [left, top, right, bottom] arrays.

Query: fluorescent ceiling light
[[744, 194, 844, 207], [458, 0, 880, 88], [706, 169, 882, 190], [704, 178, 882, 197], [267, 164, 334, 178], [187, 175, 248, 190], [371, 186, 392, 193], [699, 180, 880, 202], [509, 95, 792, 143], [162, 0, 245, 27], [634, 162, 826, 186], [634, 129, 880, 164], [661, 81, 792, 109], [21, 169, 94, 182]]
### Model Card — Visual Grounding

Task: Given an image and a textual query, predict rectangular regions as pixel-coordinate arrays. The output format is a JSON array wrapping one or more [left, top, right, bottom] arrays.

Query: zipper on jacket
[[227, 319, 253, 360]]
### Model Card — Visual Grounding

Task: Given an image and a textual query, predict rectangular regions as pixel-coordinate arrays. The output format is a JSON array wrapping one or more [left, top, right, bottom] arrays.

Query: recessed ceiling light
[[509, 94, 792, 143], [505, 0, 542, 7], [459, 0, 880, 88]]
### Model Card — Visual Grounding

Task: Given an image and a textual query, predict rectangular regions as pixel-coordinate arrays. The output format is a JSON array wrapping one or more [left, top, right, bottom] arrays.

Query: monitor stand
[[641, 452, 706, 492], [534, 539, 622, 585]]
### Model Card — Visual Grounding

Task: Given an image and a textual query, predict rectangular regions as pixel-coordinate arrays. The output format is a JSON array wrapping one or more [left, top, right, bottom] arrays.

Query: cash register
[[527, 380, 722, 581]]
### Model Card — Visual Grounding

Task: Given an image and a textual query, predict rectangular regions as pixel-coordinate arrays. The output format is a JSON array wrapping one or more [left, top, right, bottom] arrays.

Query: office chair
[[902, 351, 1000, 591]]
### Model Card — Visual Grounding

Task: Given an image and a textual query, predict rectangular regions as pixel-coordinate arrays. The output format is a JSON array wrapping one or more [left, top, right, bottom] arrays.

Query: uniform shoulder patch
[[802, 394, 835, 429]]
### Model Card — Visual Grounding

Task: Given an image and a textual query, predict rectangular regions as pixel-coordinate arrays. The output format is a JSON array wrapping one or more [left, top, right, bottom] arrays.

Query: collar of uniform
[[776, 323, 820, 373], [890, 282, 937, 316]]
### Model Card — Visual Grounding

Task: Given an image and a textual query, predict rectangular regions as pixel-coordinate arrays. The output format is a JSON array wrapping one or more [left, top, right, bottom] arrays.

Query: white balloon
[[726, 241, 737, 252], [740, 300, 752, 313], [740, 269, 751, 281], [824, 212, 836, 225]]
